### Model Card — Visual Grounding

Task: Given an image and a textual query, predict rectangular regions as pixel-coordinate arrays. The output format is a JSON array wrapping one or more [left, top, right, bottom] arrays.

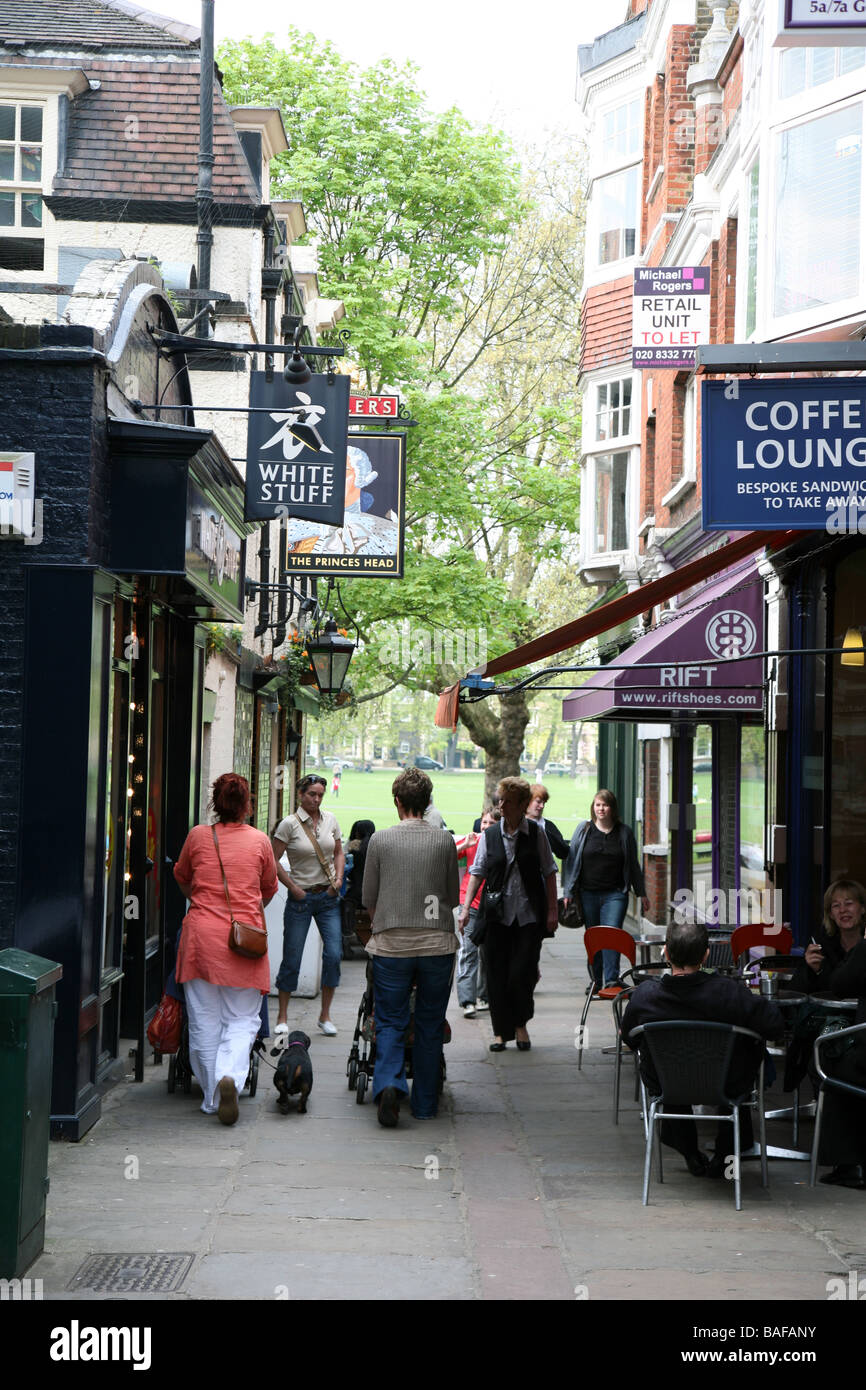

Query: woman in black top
[[562, 789, 649, 989], [793, 877, 866, 1188]]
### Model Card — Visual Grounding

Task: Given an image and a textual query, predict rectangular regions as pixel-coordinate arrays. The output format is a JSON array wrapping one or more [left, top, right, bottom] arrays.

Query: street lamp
[[286, 724, 302, 761], [305, 619, 355, 697]]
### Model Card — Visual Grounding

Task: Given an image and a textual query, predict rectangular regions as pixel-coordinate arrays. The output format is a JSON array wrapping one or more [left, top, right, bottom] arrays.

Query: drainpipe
[[196, 0, 215, 337]]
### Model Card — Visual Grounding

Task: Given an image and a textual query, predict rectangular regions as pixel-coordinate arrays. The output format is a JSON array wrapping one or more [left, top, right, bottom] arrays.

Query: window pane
[[810, 47, 835, 87], [19, 107, 42, 142], [0, 191, 15, 226], [602, 98, 640, 161], [20, 146, 41, 183], [841, 47, 866, 74], [0, 147, 13, 181], [595, 452, 629, 552], [597, 167, 638, 265], [21, 193, 42, 227], [774, 106, 861, 316], [746, 159, 760, 337], [779, 48, 806, 100], [0, 107, 14, 142]]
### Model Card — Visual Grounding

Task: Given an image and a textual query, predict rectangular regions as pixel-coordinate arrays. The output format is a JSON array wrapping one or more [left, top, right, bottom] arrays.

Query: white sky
[[153, 0, 628, 140]]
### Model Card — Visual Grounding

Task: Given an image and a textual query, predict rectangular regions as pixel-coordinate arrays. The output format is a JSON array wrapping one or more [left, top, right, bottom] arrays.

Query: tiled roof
[[0, 0, 198, 48], [580, 276, 633, 376], [44, 58, 260, 204]]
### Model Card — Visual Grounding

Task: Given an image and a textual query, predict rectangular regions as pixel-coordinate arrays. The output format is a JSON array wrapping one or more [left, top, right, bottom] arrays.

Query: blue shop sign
[[702, 378, 866, 530]]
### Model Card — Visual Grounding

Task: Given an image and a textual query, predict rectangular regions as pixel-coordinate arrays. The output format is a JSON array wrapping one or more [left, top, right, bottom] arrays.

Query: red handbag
[[147, 993, 182, 1054]]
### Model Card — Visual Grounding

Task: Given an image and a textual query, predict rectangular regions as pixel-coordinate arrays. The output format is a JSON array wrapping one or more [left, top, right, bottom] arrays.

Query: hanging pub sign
[[245, 371, 350, 525], [633, 266, 711, 370], [349, 394, 399, 419], [702, 378, 866, 530], [774, 0, 866, 46], [281, 430, 406, 577]]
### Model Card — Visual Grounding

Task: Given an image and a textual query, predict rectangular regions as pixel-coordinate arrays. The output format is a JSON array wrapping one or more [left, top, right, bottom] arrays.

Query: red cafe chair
[[730, 923, 793, 968], [577, 927, 637, 1072]]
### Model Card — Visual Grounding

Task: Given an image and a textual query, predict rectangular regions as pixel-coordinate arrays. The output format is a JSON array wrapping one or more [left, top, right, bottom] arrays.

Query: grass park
[[312, 766, 766, 857]]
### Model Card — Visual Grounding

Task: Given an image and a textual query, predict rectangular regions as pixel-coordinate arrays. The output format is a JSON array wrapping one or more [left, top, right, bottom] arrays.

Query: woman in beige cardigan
[[362, 767, 460, 1127]]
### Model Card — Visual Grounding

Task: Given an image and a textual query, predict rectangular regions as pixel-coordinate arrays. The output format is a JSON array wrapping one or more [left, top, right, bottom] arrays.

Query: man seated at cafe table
[[622, 919, 785, 1178]]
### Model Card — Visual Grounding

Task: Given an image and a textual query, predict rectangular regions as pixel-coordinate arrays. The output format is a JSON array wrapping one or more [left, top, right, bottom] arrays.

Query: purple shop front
[[562, 557, 765, 723]]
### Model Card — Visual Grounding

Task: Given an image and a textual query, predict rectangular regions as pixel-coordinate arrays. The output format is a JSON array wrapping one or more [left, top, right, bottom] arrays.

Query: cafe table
[[742, 989, 858, 1162]]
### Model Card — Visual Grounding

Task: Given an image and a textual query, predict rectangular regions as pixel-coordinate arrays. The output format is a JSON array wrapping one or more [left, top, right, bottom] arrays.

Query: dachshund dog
[[273, 1030, 313, 1114]]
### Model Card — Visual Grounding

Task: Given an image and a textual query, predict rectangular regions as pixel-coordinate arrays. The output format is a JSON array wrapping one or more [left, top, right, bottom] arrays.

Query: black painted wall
[[0, 325, 110, 946]]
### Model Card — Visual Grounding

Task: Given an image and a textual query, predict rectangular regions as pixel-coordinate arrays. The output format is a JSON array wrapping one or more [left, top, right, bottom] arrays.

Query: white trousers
[[183, 979, 262, 1113]]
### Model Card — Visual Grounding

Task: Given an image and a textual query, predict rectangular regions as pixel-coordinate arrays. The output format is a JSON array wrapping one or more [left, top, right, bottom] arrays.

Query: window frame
[[0, 99, 45, 235]]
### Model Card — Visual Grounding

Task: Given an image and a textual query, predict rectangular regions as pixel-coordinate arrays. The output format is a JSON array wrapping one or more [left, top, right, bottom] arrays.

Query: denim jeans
[[276, 889, 343, 993], [371, 953, 455, 1118], [579, 889, 629, 987], [456, 908, 487, 1005]]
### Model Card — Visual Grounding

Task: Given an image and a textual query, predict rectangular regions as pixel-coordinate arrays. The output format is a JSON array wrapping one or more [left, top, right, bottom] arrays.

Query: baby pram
[[345, 961, 451, 1104], [166, 996, 261, 1097]]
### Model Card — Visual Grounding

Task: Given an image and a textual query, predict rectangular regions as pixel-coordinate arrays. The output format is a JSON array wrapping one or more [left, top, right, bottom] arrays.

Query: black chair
[[630, 1020, 768, 1210], [809, 1021, 866, 1187], [611, 987, 641, 1128]]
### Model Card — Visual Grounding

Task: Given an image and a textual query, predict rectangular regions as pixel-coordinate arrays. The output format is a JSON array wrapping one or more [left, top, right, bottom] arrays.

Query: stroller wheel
[[182, 1065, 192, 1095], [347, 1057, 358, 1091], [356, 1070, 368, 1105], [247, 1049, 259, 1097], [167, 1055, 177, 1094]]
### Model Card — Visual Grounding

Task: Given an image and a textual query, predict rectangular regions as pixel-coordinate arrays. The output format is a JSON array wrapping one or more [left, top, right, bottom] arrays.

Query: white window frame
[[0, 100, 45, 236], [662, 375, 697, 508], [741, 43, 866, 340], [581, 366, 640, 565], [585, 87, 644, 286]]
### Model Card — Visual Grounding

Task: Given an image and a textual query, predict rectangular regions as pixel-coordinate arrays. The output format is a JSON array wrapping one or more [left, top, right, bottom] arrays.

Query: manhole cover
[[68, 1253, 194, 1294]]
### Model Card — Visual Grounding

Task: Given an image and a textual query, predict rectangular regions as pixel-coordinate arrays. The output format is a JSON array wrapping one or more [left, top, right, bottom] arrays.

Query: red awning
[[470, 530, 803, 681]]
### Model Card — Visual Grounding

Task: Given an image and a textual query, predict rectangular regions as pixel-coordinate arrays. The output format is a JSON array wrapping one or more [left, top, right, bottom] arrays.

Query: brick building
[[568, 0, 866, 940], [0, 0, 341, 1135]]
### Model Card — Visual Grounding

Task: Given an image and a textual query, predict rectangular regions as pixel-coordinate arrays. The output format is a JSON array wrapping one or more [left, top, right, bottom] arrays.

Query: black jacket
[[622, 970, 784, 1097], [789, 925, 851, 997], [481, 820, 547, 929], [562, 820, 645, 899]]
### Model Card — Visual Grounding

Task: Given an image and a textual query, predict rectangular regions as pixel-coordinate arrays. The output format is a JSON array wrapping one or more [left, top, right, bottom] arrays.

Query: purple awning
[[562, 558, 765, 723]]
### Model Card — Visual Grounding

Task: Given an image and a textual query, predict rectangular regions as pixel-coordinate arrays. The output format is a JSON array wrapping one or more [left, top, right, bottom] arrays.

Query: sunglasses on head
[[300, 776, 326, 790]]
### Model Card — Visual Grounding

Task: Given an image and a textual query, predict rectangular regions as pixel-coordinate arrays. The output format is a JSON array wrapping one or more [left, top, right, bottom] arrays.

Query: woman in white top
[[271, 774, 345, 1042]]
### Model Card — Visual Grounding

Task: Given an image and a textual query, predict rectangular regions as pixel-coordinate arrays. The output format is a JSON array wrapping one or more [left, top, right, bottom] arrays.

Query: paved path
[[29, 934, 863, 1304]]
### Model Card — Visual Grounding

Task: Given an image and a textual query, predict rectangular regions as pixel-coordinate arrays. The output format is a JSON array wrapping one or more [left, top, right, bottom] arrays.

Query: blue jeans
[[456, 908, 487, 1005], [276, 889, 343, 993], [372, 954, 455, 1118], [580, 889, 629, 987]]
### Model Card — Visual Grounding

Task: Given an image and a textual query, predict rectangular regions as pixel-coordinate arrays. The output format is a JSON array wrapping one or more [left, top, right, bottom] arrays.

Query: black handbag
[[558, 896, 584, 930]]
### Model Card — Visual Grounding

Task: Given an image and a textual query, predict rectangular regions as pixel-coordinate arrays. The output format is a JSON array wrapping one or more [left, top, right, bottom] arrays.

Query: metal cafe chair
[[629, 1020, 769, 1211], [809, 1021, 866, 1187], [577, 927, 637, 1072]]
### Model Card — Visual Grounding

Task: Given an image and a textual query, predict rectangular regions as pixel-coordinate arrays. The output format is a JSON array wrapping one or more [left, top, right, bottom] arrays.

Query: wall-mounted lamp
[[306, 618, 356, 697], [841, 627, 865, 667], [286, 725, 302, 761]]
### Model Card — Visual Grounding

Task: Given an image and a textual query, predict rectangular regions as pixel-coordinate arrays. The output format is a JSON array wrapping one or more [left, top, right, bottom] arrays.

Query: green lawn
[[313, 768, 596, 840]]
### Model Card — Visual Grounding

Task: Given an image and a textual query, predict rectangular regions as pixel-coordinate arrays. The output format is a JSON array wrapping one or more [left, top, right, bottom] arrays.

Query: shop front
[[561, 555, 768, 922]]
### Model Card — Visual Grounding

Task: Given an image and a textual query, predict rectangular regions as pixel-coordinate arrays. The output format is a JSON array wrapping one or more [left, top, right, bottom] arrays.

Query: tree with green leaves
[[219, 33, 587, 799]]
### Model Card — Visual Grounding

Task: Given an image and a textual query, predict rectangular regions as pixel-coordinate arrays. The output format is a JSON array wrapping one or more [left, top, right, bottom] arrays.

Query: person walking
[[271, 774, 345, 1043], [362, 767, 460, 1126], [562, 789, 649, 990], [173, 773, 278, 1124], [526, 783, 570, 860], [459, 777, 558, 1052], [454, 809, 497, 1017]]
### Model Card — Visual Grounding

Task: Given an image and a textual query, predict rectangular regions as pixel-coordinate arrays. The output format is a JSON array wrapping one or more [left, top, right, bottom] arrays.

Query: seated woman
[[794, 877, 866, 1189]]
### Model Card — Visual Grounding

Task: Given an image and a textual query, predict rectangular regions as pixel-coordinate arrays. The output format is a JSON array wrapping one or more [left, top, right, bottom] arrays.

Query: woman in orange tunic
[[174, 773, 278, 1124]]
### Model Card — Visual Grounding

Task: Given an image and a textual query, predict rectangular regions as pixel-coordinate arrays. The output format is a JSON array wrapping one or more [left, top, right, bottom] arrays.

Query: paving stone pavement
[[27, 934, 864, 1306]]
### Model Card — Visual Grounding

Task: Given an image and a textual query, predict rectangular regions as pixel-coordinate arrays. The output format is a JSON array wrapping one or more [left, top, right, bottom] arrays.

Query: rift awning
[[562, 557, 765, 723]]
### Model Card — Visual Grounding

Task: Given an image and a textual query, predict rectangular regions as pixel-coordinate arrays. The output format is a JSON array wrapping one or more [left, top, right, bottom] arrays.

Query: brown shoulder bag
[[211, 825, 269, 959]]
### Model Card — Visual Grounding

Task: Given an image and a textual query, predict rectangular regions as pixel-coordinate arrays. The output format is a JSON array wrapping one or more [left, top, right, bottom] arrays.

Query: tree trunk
[[457, 690, 531, 808]]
